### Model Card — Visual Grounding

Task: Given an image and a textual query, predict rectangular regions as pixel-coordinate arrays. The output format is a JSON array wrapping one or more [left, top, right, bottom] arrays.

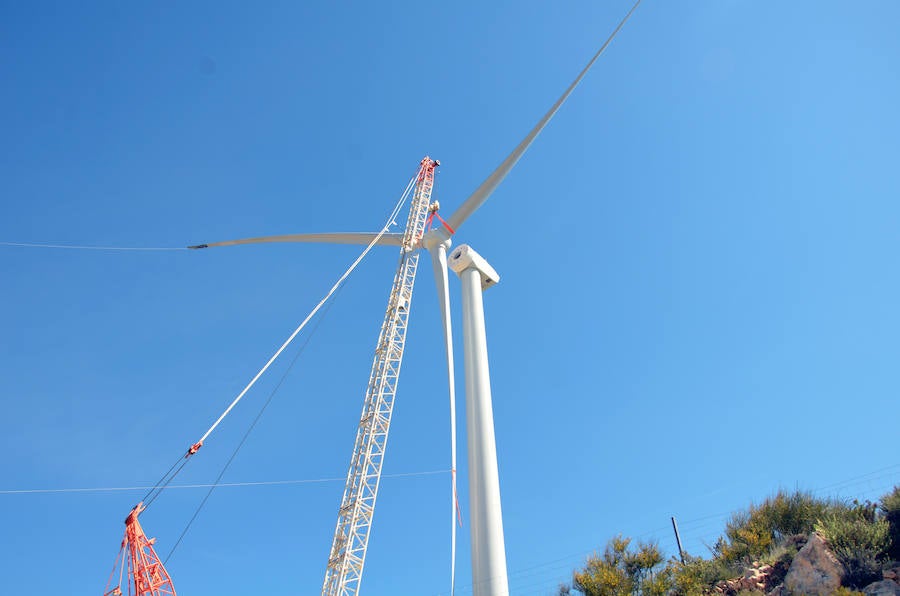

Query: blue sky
[[2, 1, 899, 594]]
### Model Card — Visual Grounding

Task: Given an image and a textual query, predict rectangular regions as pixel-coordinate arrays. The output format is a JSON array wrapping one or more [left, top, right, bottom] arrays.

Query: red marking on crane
[[425, 210, 455, 236], [433, 212, 455, 235], [186, 442, 203, 457]]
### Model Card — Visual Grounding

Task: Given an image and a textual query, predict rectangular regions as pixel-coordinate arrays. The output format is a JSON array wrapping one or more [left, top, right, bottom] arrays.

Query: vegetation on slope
[[558, 486, 900, 595]]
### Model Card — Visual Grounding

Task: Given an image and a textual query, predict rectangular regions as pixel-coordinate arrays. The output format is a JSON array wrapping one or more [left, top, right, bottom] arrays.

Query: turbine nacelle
[[448, 245, 499, 291]]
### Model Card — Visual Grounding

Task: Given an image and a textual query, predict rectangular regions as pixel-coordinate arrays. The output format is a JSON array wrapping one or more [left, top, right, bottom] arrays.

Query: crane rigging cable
[[103, 165, 423, 596], [135, 165, 421, 513], [166, 280, 340, 564], [192, 169, 418, 449]]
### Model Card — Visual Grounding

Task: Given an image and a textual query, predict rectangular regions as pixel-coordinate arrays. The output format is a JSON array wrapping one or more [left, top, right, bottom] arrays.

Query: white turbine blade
[[445, 0, 642, 233], [187, 232, 405, 250], [428, 239, 459, 595]]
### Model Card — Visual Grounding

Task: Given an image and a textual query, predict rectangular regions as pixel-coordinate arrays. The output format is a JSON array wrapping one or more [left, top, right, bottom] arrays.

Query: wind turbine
[[188, 3, 641, 594]]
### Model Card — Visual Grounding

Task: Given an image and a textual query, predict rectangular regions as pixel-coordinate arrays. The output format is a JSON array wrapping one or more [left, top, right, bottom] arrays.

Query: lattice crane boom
[[321, 157, 439, 596], [104, 503, 177, 596]]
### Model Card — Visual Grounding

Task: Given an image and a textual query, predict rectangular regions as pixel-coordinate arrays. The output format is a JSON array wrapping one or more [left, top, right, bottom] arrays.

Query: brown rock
[[715, 563, 776, 595], [783, 533, 845, 596], [863, 580, 900, 595]]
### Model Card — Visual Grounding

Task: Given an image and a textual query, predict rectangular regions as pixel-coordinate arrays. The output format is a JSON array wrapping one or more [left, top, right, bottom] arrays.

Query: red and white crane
[[321, 158, 438, 593]]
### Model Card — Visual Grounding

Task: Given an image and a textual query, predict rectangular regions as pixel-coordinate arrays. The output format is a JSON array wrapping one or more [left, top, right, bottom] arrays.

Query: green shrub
[[640, 566, 672, 596], [571, 536, 672, 596], [564, 487, 900, 595], [716, 491, 832, 564], [669, 554, 732, 595], [815, 506, 890, 588], [880, 485, 900, 561]]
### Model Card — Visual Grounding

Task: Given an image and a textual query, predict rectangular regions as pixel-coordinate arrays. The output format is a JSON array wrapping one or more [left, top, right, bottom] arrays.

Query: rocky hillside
[[560, 487, 900, 596], [711, 533, 899, 595]]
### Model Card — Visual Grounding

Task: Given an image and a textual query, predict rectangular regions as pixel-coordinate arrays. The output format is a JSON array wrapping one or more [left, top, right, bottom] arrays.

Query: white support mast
[[322, 157, 439, 596], [448, 244, 508, 596]]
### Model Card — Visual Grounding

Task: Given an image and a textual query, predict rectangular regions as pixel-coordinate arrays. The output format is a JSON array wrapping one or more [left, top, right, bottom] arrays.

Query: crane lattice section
[[322, 157, 438, 596]]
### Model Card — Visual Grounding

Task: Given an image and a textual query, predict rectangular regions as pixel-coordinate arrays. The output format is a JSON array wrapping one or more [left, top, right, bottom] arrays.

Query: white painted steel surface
[[450, 245, 509, 596], [189, 232, 405, 250]]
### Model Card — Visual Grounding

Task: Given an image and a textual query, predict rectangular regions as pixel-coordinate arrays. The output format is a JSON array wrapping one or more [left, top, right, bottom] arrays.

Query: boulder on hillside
[[863, 579, 900, 595], [783, 533, 845, 595], [714, 563, 774, 594]]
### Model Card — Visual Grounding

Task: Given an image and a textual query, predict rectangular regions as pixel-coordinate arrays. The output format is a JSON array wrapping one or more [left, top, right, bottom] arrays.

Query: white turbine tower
[[189, 3, 642, 594]]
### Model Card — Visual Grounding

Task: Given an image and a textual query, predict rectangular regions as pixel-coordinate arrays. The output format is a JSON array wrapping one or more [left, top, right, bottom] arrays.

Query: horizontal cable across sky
[[0, 469, 450, 495]]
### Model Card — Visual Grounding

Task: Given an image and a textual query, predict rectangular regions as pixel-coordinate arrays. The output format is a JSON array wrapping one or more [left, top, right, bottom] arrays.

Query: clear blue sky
[[2, 1, 899, 594]]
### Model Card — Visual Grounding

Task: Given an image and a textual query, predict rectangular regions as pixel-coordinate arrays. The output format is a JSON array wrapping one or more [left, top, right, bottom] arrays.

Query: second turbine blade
[[188, 232, 405, 250]]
